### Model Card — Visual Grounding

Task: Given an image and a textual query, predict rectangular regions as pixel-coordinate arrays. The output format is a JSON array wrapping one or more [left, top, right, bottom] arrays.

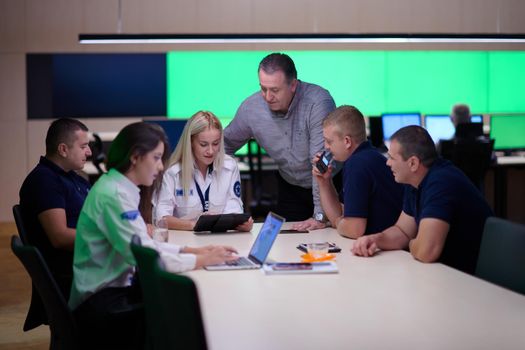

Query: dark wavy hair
[[107, 122, 169, 224], [107, 122, 168, 173]]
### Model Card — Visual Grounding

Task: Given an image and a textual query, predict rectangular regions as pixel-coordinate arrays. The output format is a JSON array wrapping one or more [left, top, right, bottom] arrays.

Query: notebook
[[204, 212, 285, 271]]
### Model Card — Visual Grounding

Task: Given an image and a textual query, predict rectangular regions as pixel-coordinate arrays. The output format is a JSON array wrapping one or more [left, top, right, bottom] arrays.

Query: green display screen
[[490, 115, 525, 151], [166, 50, 525, 153]]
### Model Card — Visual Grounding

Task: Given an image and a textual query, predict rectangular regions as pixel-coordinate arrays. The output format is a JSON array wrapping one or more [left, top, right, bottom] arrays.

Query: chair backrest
[[157, 266, 208, 350], [439, 138, 494, 190], [13, 204, 50, 331], [13, 204, 30, 244], [455, 122, 483, 139], [88, 132, 106, 175], [130, 235, 167, 349], [10, 235, 77, 349], [130, 235, 207, 350], [475, 217, 525, 295]]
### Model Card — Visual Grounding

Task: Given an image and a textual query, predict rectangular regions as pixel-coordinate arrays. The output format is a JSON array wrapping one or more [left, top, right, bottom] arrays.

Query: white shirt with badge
[[69, 168, 197, 310], [155, 154, 244, 221]]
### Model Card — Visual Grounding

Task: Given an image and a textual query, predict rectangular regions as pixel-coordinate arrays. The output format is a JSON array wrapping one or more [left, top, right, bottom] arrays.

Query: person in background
[[19, 118, 91, 329], [352, 126, 493, 274], [440, 103, 492, 190], [69, 122, 238, 349], [450, 103, 483, 139], [224, 52, 336, 229], [155, 111, 253, 231], [313, 106, 403, 239]]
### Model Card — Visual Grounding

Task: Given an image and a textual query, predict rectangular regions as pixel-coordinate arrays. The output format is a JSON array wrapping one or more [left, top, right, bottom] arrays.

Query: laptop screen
[[248, 212, 285, 264]]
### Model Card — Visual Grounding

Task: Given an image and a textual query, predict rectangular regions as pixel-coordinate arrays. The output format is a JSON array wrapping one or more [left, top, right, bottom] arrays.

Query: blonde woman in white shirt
[[155, 111, 253, 231]]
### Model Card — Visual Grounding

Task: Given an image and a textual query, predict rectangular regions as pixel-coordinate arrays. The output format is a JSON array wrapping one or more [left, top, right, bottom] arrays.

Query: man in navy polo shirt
[[19, 118, 91, 328], [352, 125, 493, 274], [313, 105, 403, 238]]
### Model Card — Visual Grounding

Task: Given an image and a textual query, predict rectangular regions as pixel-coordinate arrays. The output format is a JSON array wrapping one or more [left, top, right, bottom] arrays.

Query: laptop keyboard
[[226, 256, 253, 266]]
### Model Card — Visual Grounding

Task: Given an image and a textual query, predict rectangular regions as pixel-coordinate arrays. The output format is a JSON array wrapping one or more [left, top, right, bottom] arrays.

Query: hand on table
[[351, 235, 379, 257], [236, 217, 254, 232], [292, 218, 326, 231]]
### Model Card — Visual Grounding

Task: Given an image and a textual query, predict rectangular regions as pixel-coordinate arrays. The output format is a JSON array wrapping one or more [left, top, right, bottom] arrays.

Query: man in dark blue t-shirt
[[313, 105, 403, 238], [19, 118, 91, 329], [352, 125, 493, 274]]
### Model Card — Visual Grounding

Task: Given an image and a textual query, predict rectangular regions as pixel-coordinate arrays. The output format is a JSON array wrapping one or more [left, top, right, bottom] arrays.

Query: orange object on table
[[301, 253, 336, 263]]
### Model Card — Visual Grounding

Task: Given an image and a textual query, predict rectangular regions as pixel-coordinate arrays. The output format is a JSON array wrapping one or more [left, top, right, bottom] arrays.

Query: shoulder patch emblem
[[234, 181, 241, 198], [121, 210, 140, 221]]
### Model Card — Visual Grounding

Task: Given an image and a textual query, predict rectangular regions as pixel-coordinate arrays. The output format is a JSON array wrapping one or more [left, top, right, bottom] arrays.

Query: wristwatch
[[314, 212, 327, 223]]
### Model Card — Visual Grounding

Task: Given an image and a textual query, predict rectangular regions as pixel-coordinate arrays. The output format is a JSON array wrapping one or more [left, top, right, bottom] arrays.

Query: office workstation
[[2, 1, 525, 349]]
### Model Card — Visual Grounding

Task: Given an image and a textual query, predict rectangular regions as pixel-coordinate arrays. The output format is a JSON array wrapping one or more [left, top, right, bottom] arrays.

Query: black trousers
[[273, 169, 343, 222], [274, 174, 314, 221], [74, 284, 145, 350]]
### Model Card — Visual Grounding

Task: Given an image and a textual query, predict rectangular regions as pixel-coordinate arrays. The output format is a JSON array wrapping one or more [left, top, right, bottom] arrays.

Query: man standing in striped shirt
[[224, 53, 336, 230]]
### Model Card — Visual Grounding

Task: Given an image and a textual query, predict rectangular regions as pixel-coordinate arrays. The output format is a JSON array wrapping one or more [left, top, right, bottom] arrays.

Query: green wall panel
[[488, 52, 525, 113], [292, 51, 386, 115], [385, 51, 488, 114], [167, 50, 525, 121], [167, 51, 262, 119]]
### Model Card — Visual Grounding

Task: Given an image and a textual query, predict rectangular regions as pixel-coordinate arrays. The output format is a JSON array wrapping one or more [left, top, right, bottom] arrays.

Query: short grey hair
[[451, 103, 471, 126]]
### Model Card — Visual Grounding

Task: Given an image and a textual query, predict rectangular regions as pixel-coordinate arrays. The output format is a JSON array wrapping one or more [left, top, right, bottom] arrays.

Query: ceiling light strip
[[79, 34, 525, 44]]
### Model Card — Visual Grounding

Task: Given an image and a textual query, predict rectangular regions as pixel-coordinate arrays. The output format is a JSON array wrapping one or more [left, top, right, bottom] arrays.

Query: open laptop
[[205, 212, 285, 271]]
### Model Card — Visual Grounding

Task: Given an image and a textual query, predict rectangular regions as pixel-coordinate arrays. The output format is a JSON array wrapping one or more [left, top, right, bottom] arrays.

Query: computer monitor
[[490, 115, 525, 152], [424, 115, 455, 144], [425, 114, 485, 144], [381, 113, 421, 141], [471, 115, 483, 123]]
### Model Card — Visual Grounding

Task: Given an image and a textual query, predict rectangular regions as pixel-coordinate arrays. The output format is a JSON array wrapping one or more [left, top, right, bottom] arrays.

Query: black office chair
[[88, 132, 106, 175], [12, 204, 48, 332], [475, 217, 525, 295], [10, 235, 79, 350], [455, 122, 483, 139], [13, 204, 30, 244], [130, 235, 208, 350], [439, 137, 494, 191]]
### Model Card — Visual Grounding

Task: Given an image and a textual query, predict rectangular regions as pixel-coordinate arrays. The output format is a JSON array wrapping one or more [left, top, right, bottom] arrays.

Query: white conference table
[[168, 223, 525, 350]]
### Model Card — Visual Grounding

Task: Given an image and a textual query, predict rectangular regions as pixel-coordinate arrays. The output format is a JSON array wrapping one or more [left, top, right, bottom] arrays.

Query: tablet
[[193, 213, 251, 233]]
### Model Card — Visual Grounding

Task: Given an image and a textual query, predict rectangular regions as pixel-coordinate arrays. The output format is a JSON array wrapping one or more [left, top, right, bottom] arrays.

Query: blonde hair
[[168, 111, 225, 197]]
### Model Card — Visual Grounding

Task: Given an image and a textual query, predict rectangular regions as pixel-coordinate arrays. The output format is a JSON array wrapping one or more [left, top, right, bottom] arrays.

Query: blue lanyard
[[194, 179, 210, 212]]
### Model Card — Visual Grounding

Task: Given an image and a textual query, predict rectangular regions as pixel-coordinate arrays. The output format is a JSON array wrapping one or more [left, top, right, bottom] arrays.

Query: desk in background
[[169, 224, 525, 350], [492, 155, 525, 221]]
